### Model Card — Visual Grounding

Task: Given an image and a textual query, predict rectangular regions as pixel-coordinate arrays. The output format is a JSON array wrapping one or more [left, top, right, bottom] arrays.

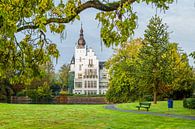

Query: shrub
[[144, 95, 153, 101], [26, 83, 53, 103], [183, 98, 195, 109], [16, 90, 26, 97], [183, 99, 188, 108], [59, 90, 67, 96]]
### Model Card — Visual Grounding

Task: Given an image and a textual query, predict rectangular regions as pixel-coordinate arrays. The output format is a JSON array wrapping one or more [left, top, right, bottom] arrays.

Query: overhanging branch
[[17, 0, 136, 32]]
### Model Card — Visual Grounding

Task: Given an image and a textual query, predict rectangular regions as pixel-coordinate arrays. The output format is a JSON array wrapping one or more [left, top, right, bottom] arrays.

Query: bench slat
[[136, 102, 151, 111]]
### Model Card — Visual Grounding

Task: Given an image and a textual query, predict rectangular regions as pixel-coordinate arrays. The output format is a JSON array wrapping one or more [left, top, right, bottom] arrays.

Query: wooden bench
[[136, 102, 151, 111]]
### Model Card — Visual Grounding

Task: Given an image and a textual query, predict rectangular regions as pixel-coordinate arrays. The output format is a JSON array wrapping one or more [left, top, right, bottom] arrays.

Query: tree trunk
[[153, 90, 157, 104]]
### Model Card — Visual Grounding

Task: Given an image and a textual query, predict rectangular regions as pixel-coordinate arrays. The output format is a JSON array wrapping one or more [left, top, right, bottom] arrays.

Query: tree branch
[[17, 0, 136, 32]]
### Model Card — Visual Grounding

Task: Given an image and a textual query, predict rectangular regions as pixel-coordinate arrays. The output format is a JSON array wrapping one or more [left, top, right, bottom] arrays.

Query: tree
[[166, 44, 195, 98], [140, 43, 194, 104], [106, 16, 194, 104], [59, 64, 70, 90], [0, 0, 175, 88], [138, 15, 171, 104], [106, 39, 143, 103]]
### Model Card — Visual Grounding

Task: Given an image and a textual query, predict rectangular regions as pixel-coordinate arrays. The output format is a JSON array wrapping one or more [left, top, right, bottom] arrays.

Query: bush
[[183, 98, 195, 109], [59, 90, 67, 96], [25, 83, 53, 103], [144, 95, 153, 101], [16, 90, 26, 96]]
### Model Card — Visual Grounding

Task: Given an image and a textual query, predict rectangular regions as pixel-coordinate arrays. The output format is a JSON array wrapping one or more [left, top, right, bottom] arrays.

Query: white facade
[[70, 26, 108, 95]]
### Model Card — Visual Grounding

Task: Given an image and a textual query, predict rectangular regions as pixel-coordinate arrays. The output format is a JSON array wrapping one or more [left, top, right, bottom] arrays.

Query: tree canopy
[[106, 16, 194, 103], [0, 0, 174, 45]]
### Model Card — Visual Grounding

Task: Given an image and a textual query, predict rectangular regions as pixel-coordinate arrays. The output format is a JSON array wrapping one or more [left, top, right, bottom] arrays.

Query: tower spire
[[77, 23, 86, 48], [80, 23, 83, 37]]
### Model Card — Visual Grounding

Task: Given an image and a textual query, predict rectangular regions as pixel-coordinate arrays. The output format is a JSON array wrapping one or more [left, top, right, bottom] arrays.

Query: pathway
[[105, 104, 195, 120]]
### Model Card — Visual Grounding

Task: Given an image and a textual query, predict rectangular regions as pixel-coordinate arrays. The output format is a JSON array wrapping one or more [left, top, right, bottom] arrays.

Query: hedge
[[183, 98, 195, 109]]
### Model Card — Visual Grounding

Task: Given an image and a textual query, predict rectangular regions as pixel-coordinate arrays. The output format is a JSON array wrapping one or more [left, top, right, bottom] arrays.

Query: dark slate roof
[[70, 55, 75, 64], [99, 61, 106, 69]]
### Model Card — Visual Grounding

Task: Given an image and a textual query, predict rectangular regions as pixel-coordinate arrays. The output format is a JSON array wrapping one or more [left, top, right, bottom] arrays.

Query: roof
[[77, 25, 86, 48], [70, 55, 75, 64], [99, 61, 106, 69]]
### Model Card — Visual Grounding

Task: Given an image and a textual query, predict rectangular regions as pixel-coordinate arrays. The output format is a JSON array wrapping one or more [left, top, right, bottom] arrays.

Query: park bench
[[136, 102, 151, 111]]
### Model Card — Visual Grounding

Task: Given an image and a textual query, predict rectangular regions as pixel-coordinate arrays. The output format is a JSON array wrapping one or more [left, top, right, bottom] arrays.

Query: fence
[[9, 96, 107, 104], [11, 96, 32, 104]]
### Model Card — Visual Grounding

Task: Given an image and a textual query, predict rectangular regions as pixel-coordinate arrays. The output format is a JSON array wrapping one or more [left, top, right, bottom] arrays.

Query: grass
[[117, 100, 195, 116], [0, 102, 195, 129]]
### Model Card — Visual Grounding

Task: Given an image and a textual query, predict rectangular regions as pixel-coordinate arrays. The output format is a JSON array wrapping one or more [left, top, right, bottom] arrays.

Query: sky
[[46, 0, 195, 71]]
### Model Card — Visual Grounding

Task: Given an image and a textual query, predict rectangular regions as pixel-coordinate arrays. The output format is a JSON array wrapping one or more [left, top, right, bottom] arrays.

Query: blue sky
[[44, 0, 195, 71]]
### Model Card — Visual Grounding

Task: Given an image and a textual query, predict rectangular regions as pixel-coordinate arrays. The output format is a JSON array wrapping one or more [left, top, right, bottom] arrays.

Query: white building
[[70, 26, 109, 95]]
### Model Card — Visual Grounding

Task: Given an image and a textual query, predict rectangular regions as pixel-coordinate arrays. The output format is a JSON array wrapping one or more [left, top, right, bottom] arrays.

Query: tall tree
[[139, 15, 170, 104]]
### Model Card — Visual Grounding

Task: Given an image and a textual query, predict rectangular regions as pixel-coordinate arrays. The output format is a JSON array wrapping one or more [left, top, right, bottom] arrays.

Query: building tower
[[71, 25, 108, 95]]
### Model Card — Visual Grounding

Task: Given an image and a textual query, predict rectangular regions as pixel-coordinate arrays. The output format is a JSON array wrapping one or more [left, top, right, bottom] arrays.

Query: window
[[91, 81, 93, 88], [93, 69, 97, 78], [78, 74, 82, 79], [89, 69, 92, 78], [84, 81, 87, 88], [88, 59, 93, 67], [79, 65, 82, 71], [94, 81, 97, 88], [75, 82, 82, 88], [84, 69, 87, 78], [79, 57, 82, 62], [102, 74, 107, 79], [91, 59, 93, 65], [88, 81, 90, 88]]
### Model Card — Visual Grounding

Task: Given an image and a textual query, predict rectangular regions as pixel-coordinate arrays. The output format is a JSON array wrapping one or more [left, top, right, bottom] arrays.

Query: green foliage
[[59, 64, 70, 89], [0, 0, 184, 102], [190, 51, 195, 64], [0, 0, 175, 50], [15, 61, 56, 100], [0, 34, 58, 99], [0, 0, 176, 97], [27, 82, 53, 102], [106, 39, 143, 103], [106, 16, 194, 104], [59, 90, 67, 95], [138, 15, 193, 103], [16, 90, 26, 97], [183, 98, 195, 109], [96, 2, 137, 46]]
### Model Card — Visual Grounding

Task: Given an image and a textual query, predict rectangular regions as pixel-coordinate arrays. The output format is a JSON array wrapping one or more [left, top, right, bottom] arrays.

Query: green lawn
[[117, 100, 195, 116], [0, 103, 195, 129]]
